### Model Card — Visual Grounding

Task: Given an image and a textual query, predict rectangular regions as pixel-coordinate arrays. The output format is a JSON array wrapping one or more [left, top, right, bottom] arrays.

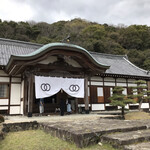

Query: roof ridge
[[0, 37, 43, 47], [89, 51, 127, 58]]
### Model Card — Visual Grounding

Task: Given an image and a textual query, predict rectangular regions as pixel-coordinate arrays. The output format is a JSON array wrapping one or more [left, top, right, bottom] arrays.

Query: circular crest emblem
[[41, 83, 51, 91], [69, 84, 80, 92]]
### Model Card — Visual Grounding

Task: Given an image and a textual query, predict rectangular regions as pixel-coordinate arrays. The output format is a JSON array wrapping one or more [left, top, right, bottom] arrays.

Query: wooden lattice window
[[0, 84, 9, 98]]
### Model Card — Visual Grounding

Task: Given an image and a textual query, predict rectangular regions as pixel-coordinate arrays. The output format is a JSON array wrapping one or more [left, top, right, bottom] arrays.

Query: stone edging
[[0, 121, 39, 141]]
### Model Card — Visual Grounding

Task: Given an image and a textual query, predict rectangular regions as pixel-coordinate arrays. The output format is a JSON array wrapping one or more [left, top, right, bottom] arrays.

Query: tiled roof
[[91, 52, 150, 77], [0, 38, 149, 77], [0, 38, 42, 66]]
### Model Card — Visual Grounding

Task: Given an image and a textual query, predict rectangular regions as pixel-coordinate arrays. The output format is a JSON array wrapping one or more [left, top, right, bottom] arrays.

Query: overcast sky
[[0, 0, 150, 26]]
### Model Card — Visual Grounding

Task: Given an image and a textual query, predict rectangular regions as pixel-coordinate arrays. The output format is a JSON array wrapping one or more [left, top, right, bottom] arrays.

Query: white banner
[[35, 76, 84, 99]]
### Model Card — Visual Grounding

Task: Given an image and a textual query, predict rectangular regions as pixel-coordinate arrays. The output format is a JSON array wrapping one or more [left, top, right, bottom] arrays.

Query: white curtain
[[35, 76, 84, 99]]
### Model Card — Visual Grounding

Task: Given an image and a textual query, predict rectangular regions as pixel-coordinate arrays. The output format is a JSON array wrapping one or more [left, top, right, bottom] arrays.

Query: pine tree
[[132, 80, 147, 111], [109, 86, 135, 118], [145, 90, 150, 111]]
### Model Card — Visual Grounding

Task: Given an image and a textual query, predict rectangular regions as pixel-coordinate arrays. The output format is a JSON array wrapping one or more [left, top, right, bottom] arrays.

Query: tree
[[143, 59, 150, 70], [132, 80, 147, 111], [109, 86, 135, 118], [145, 90, 150, 111]]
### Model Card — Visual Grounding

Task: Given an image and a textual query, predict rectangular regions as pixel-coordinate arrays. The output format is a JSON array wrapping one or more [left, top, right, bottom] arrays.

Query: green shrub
[[0, 114, 4, 123]]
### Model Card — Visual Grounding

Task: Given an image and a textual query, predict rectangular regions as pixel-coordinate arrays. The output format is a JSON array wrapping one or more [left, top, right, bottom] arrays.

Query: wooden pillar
[[75, 98, 78, 113], [23, 77, 28, 115], [84, 76, 89, 114], [27, 74, 34, 117], [8, 76, 12, 115]]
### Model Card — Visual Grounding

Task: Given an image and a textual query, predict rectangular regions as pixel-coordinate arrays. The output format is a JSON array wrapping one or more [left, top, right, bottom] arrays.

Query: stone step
[[124, 142, 150, 150], [101, 129, 150, 148]]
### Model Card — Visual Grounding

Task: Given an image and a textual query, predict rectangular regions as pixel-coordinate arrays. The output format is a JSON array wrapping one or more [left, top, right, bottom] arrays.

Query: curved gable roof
[[6, 42, 110, 75], [6, 42, 110, 70]]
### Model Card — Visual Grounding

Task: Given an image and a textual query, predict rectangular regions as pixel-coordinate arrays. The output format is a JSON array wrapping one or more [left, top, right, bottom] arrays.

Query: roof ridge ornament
[[61, 34, 70, 43]]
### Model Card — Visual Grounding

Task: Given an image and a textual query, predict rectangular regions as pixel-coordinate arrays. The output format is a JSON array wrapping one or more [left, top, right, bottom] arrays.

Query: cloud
[[0, 0, 150, 25], [0, 0, 34, 22]]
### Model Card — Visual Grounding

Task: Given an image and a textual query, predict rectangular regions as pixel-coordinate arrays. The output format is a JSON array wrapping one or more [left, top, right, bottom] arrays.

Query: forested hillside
[[0, 18, 150, 70]]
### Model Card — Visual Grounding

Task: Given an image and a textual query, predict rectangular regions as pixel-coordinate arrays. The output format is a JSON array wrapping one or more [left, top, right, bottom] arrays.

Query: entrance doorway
[[32, 88, 76, 115]]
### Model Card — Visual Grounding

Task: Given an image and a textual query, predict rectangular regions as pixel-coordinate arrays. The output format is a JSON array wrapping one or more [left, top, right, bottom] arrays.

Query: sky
[[0, 0, 150, 26]]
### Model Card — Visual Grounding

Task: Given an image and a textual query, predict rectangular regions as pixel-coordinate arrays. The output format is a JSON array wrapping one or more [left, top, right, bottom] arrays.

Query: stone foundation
[[0, 121, 38, 142], [2, 121, 38, 132], [1, 119, 150, 149]]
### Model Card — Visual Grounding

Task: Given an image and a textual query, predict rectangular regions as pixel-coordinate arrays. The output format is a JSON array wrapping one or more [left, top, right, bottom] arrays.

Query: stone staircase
[[101, 128, 150, 150]]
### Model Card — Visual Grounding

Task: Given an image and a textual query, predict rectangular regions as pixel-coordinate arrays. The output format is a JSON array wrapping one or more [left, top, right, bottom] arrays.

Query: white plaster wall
[[123, 88, 127, 95], [97, 87, 103, 96], [133, 89, 137, 95], [128, 83, 137, 87], [105, 104, 111, 106], [91, 76, 103, 81], [78, 104, 91, 107], [104, 77, 115, 82], [104, 82, 115, 86], [116, 78, 126, 82], [10, 84, 21, 105], [20, 101, 23, 114], [0, 70, 8, 76], [0, 106, 8, 110], [0, 99, 8, 105], [117, 83, 127, 87], [10, 106, 20, 114], [21, 80, 24, 98], [118, 105, 129, 109], [141, 103, 149, 109], [91, 81, 103, 86], [128, 79, 136, 83], [92, 104, 105, 110], [125, 105, 129, 109], [110, 87, 113, 96], [129, 103, 139, 106], [12, 77, 21, 83], [0, 77, 9, 82]]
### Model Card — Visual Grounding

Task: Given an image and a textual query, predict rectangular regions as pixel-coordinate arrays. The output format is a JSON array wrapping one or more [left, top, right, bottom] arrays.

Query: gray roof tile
[[0, 38, 149, 77], [0, 38, 42, 65], [91, 52, 149, 77]]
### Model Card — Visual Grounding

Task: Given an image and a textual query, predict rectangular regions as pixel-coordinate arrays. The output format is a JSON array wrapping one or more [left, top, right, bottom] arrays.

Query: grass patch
[[0, 130, 116, 150], [125, 111, 150, 120]]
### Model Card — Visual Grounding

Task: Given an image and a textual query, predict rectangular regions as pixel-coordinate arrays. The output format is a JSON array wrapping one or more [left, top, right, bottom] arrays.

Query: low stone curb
[[2, 121, 39, 132], [39, 122, 149, 148], [1, 119, 150, 149], [124, 142, 150, 150], [0, 121, 39, 142], [101, 129, 150, 149]]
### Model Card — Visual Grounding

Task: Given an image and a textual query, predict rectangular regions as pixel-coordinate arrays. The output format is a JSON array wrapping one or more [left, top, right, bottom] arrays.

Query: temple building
[[0, 38, 150, 115]]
